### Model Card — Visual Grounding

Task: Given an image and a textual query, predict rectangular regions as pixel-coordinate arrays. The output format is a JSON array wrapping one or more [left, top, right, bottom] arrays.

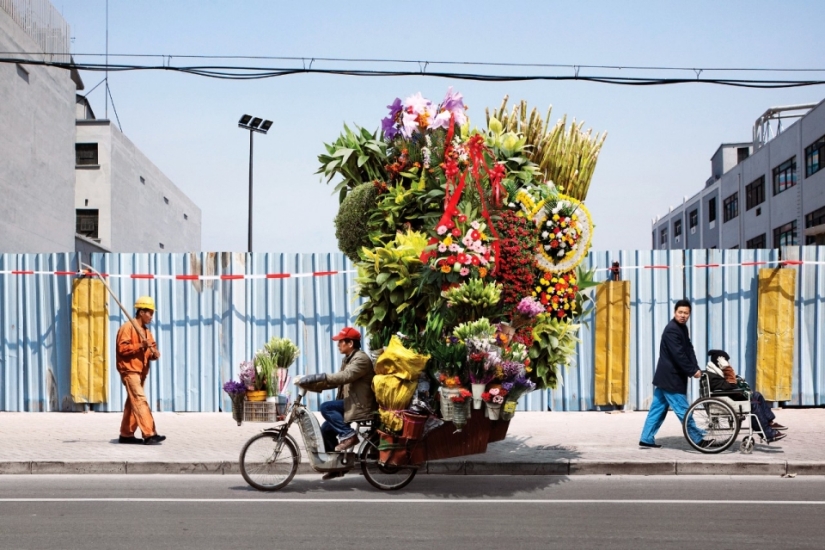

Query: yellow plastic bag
[[372, 336, 430, 431]]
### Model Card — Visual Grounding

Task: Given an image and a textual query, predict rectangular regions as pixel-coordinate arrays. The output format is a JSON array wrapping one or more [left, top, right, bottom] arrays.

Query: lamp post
[[238, 114, 273, 252]]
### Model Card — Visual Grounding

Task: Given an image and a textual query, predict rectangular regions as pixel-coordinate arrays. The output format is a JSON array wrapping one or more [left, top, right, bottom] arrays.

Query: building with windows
[[1, 0, 201, 253], [75, 99, 201, 252], [652, 99, 825, 250], [0, 0, 79, 252]]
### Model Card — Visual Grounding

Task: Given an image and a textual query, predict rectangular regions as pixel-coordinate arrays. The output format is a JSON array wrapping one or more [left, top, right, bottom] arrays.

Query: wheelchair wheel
[[684, 398, 740, 453], [740, 436, 755, 454]]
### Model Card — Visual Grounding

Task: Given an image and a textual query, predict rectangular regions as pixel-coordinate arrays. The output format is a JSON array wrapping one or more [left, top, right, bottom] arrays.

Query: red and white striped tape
[[0, 269, 357, 280], [1, 259, 822, 279]]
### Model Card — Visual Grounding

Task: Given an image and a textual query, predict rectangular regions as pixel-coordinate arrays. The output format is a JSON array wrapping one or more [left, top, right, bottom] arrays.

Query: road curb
[[4, 460, 824, 476]]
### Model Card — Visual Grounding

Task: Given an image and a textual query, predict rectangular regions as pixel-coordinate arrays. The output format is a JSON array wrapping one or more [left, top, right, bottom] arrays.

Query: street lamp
[[238, 114, 272, 252]]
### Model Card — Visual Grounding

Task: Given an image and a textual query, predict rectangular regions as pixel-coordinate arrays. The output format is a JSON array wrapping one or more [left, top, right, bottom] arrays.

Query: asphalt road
[[2, 475, 824, 549]]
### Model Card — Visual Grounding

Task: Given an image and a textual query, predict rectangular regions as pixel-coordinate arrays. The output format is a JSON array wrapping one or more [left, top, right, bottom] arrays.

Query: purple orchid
[[517, 296, 545, 318], [382, 97, 403, 140], [438, 86, 467, 126]]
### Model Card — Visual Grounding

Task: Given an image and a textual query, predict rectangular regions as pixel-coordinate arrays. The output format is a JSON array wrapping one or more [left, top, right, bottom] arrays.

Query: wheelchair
[[682, 371, 766, 454]]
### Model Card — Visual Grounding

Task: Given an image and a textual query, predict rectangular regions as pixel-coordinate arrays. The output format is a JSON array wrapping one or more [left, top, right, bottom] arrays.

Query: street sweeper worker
[[116, 295, 166, 445]]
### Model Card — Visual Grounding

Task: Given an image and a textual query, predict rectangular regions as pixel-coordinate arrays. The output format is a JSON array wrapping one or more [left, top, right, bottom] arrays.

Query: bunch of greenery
[[254, 349, 277, 396], [263, 336, 300, 369], [443, 278, 502, 324], [571, 265, 599, 322], [354, 230, 430, 339], [452, 317, 496, 343], [427, 338, 467, 379], [486, 97, 606, 201], [366, 184, 444, 247], [527, 314, 581, 389], [316, 125, 389, 203], [334, 182, 379, 262]]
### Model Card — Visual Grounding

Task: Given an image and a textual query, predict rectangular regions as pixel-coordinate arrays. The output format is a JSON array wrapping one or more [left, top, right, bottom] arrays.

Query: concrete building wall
[[653, 99, 825, 250], [0, 7, 75, 252], [76, 121, 201, 252]]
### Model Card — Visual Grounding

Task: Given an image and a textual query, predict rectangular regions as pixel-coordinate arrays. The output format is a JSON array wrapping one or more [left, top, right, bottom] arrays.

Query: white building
[[652, 99, 825, 250], [0, 0, 79, 252], [75, 99, 201, 252], [1, 0, 201, 254]]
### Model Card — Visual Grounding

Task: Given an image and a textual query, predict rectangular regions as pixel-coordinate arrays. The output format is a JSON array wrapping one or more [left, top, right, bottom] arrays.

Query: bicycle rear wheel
[[359, 433, 417, 491], [239, 431, 299, 491], [684, 398, 740, 453]]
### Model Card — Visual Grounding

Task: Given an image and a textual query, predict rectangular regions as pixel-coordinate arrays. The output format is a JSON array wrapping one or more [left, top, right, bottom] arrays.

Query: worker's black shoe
[[143, 434, 166, 445], [638, 441, 662, 448], [118, 436, 143, 444]]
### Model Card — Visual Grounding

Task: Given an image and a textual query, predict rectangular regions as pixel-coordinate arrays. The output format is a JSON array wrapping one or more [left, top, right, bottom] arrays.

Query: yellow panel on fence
[[71, 278, 109, 403], [756, 268, 795, 402], [594, 281, 631, 406]]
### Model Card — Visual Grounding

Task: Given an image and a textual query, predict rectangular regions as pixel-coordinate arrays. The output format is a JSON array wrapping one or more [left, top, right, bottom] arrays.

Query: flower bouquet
[[448, 388, 473, 431], [466, 335, 500, 409], [263, 336, 299, 398], [481, 386, 508, 420], [223, 380, 246, 425]]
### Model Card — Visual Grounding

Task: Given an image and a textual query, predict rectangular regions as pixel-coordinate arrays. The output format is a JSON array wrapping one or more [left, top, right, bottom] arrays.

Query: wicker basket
[[243, 401, 282, 423]]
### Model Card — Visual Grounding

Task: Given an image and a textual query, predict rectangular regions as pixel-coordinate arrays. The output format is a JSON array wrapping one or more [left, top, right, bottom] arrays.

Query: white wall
[[0, 8, 76, 252]]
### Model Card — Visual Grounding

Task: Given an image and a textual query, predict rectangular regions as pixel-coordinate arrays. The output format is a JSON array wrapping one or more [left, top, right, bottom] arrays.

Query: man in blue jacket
[[640, 299, 709, 448]]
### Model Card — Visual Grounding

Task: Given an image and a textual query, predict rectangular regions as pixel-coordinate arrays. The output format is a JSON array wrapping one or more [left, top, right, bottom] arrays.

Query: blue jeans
[[320, 400, 356, 452], [640, 387, 705, 444]]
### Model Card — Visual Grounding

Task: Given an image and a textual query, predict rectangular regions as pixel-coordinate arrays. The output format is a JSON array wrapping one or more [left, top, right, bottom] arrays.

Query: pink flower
[[438, 244, 447, 252], [460, 267, 470, 276], [493, 395, 504, 404], [437, 225, 448, 235], [471, 221, 480, 230]]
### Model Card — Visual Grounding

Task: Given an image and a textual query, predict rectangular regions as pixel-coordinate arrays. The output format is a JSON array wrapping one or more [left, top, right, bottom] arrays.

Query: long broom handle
[[80, 262, 148, 345]]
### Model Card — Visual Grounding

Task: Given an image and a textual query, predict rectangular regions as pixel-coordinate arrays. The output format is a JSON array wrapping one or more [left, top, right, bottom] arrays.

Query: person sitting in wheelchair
[[705, 349, 787, 443]]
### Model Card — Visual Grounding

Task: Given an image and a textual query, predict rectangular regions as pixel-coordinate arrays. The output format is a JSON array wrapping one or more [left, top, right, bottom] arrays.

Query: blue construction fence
[[1, 246, 823, 413]]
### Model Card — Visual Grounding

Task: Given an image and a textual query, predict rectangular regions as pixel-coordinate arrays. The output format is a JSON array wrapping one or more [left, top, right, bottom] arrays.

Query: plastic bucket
[[401, 411, 427, 440]]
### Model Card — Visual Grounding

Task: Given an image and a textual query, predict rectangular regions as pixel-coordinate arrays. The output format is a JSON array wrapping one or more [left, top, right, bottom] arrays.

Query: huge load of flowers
[[318, 88, 605, 440]]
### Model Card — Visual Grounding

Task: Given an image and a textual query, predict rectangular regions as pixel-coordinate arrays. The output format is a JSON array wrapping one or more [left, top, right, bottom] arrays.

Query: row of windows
[[661, 204, 825, 248]]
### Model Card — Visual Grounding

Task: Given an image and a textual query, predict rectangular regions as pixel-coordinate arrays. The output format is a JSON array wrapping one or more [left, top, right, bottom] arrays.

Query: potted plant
[[223, 380, 247, 425]]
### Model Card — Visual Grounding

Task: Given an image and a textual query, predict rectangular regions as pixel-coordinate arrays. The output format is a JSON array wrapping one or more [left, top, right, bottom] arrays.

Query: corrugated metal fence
[[1, 247, 823, 413]]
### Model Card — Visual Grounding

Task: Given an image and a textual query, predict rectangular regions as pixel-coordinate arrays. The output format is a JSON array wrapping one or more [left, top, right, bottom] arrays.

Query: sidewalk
[[1, 409, 824, 476]]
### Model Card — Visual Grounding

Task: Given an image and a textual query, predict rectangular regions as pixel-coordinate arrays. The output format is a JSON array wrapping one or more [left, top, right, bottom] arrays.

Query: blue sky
[[58, 0, 824, 253]]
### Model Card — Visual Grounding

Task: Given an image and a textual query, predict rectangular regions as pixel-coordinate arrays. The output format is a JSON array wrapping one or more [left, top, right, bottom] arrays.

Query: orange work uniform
[[116, 322, 160, 439]]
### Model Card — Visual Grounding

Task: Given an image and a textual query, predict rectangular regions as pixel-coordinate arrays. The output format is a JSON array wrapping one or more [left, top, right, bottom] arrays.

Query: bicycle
[[239, 382, 419, 491]]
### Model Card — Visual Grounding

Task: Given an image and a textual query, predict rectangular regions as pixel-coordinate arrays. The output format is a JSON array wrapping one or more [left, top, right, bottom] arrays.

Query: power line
[[2, 58, 824, 88], [3, 52, 825, 73]]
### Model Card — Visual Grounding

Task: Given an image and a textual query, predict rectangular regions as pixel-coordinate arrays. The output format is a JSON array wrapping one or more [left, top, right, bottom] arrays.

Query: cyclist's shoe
[[334, 435, 359, 452], [321, 471, 345, 481]]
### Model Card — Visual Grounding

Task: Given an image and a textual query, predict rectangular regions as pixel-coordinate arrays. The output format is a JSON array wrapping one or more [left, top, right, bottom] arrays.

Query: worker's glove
[[296, 373, 326, 387]]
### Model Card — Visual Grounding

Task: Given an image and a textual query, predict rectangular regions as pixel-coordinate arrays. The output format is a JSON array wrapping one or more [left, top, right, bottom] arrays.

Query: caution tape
[[0, 269, 358, 280]]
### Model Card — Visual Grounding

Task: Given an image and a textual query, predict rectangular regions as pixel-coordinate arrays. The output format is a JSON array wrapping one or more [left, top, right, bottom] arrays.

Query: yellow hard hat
[[134, 296, 156, 311]]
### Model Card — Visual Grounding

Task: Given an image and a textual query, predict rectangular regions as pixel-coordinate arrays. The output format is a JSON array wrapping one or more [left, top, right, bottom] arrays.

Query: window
[[75, 143, 98, 166], [746, 176, 765, 210], [708, 197, 717, 223], [737, 147, 750, 164], [723, 192, 738, 222], [773, 220, 798, 247], [75, 209, 99, 239], [772, 157, 797, 195], [806, 205, 825, 229], [689, 209, 698, 229], [746, 234, 766, 249], [660, 227, 668, 246], [806, 134, 825, 178], [674, 219, 682, 238]]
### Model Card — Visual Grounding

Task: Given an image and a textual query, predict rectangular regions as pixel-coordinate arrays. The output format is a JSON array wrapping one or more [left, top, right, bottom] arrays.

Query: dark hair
[[343, 338, 361, 350], [674, 299, 692, 312]]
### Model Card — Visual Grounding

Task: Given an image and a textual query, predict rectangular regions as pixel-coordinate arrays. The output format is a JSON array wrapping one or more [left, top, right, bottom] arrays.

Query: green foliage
[[572, 265, 599, 322], [316, 125, 389, 203], [263, 336, 300, 369], [452, 317, 495, 342], [334, 182, 379, 262], [443, 278, 502, 324], [366, 184, 444, 246], [355, 230, 430, 338], [427, 339, 467, 379], [527, 314, 580, 389]]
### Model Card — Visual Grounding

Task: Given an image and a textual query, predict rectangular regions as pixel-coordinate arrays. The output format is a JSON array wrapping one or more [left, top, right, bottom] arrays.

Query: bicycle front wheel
[[684, 398, 740, 453], [239, 431, 299, 491], [359, 433, 417, 491]]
